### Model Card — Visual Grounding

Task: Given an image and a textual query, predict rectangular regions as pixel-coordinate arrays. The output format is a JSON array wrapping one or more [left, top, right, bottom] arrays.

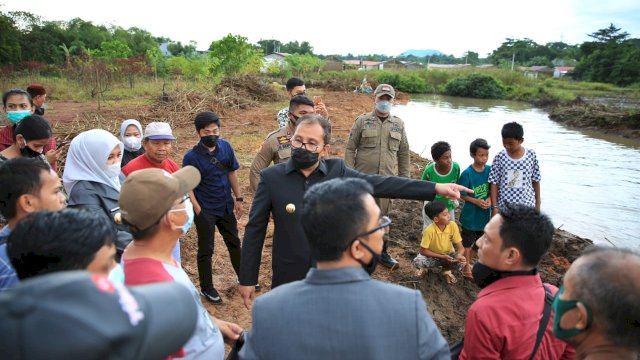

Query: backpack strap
[[529, 284, 554, 360], [192, 145, 231, 174]]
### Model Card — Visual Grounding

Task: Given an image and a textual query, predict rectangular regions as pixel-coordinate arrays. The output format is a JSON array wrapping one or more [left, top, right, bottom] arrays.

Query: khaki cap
[[374, 84, 395, 99], [119, 166, 201, 230]]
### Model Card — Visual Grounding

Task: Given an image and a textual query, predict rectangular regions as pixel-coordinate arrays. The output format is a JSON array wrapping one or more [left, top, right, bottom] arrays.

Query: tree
[[208, 34, 262, 76], [0, 11, 21, 64], [284, 53, 324, 76], [92, 39, 131, 59], [257, 39, 283, 54]]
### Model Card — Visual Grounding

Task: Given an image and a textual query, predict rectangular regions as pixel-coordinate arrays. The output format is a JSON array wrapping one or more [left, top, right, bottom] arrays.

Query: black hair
[[498, 204, 553, 267], [424, 200, 447, 219], [501, 122, 524, 140], [296, 114, 332, 145], [470, 138, 490, 155], [194, 111, 220, 132], [286, 77, 305, 92], [301, 178, 373, 261], [571, 246, 640, 350], [431, 141, 451, 160], [7, 209, 116, 280], [13, 115, 52, 142], [0, 158, 50, 219], [26, 84, 46, 98], [2, 88, 32, 107], [289, 95, 314, 113]]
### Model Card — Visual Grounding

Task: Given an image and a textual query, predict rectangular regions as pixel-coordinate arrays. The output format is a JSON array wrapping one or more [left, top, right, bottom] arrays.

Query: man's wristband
[[235, 197, 244, 202], [491, 206, 498, 209]]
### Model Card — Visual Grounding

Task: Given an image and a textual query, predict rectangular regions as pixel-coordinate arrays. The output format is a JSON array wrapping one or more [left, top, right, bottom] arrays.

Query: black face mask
[[20, 144, 43, 158], [201, 135, 219, 148], [472, 262, 538, 288], [354, 239, 381, 275], [289, 113, 300, 126], [291, 147, 319, 170]]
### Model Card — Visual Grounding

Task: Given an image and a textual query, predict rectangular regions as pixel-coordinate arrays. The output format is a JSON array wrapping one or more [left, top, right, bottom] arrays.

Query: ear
[[575, 302, 590, 329], [349, 239, 366, 261], [15, 134, 25, 146], [504, 247, 522, 266], [321, 144, 331, 158], [17, 194, 37, 214]]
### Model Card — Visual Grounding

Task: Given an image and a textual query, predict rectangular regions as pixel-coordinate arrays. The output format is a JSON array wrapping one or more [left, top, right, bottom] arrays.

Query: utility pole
[[511, 51, 515, 71]]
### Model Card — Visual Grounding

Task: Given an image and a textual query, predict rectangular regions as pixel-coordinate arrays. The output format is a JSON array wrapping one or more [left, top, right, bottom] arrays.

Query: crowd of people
[[0, 82, 638, 359]]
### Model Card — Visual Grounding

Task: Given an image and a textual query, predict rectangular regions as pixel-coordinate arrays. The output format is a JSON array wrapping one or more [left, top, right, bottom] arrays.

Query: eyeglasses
[[169, 195, 190, 211], [291, 139, 324, 152], [353, 216, 392, 240]]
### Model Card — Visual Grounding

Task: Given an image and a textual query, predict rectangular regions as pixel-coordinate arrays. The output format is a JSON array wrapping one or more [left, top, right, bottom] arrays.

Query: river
[[392, 95, 640, 249]]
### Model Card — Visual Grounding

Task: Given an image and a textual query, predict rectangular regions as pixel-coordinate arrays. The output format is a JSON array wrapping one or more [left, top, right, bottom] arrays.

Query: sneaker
[[380, 253, 400, 270], [201, 288, 222, 304]]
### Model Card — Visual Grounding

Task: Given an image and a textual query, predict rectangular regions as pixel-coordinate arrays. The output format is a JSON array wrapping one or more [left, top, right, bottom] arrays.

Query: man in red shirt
[[1, 89, 59, 170], [121, 122, 179, 176], [459, 204, 574, 360]]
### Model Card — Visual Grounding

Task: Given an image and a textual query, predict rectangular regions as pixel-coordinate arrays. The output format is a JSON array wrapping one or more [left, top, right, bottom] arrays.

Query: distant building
[[159, 42, 171, 57], [427, 64, 471, 70], [343, 60, 383, 71], [554, 66, 575, 78], [523, 66, 553, 79], [262, 52, 291, 72], [322, 56, 343, 71]]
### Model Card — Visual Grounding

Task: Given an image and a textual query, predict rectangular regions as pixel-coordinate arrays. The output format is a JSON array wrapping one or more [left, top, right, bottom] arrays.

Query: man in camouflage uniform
[[345, 84, 410, 269], [250, 95, 316, 192]]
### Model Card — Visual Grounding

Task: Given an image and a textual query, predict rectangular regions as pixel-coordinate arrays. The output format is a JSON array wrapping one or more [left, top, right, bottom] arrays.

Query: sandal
[[443, 270, 457, 284]]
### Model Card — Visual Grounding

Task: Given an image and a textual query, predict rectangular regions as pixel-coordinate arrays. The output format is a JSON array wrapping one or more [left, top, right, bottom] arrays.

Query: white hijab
[[63, 129, 124, 194], [120, 119, 143, 151]]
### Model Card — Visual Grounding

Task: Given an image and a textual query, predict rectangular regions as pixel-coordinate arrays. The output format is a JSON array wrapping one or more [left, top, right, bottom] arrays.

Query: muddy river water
[[393, 95, 640, 249]]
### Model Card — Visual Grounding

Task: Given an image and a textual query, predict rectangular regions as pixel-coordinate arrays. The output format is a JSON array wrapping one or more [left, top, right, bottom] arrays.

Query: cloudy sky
[[2, 0, 639, 57]]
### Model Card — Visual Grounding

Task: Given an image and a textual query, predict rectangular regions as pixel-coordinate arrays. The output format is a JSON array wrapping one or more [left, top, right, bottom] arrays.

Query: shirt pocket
[[388, 131, 402, 151], [361, 129, 379, 148]]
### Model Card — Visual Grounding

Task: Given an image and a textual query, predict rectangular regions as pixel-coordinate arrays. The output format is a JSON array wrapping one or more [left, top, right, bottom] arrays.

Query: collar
[[478, 272, 542, 298], [304, 266, 370, 285], [285, 158, 328, 175], [196, 141, 217, 155]]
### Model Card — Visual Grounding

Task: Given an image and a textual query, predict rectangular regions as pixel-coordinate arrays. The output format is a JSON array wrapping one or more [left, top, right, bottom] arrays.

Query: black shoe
[[380, 253, 400, 270], [201, 288, 222, 304]]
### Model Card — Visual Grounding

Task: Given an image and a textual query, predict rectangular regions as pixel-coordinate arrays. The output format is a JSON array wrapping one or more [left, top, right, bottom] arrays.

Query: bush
[[444, 73, 506, 99], [396, 74, 428, 93]]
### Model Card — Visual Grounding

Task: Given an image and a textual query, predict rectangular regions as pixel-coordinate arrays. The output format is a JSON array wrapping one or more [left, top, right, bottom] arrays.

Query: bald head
[[570, 246, 640, 350]]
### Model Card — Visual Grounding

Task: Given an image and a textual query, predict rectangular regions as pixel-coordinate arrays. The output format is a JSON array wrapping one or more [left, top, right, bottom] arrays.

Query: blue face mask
[[7, 110, 31, 124], [552, 286, 593, 339], [170, 198, 194, 234], [375, 100, 392, 113]]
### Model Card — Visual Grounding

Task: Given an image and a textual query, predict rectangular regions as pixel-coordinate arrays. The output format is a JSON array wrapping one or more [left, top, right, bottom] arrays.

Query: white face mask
[[123, 136, 142, 151], [104, 163, 121, 178]]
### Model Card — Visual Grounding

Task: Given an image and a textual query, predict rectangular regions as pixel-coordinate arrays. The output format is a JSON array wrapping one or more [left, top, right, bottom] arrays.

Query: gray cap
[[374, 84, 395, 99]]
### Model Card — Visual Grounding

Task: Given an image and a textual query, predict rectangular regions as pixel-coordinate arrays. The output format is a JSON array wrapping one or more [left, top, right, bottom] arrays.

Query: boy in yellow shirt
[[413, 200, 466, 284]]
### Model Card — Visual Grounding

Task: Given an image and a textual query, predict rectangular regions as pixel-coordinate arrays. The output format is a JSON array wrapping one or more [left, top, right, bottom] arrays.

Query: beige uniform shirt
[[345, 111, 410, 177], [249, 125, 293, 192]]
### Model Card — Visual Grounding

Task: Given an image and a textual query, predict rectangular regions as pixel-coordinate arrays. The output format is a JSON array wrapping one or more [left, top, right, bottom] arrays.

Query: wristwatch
[[236, 197, 244, 202]]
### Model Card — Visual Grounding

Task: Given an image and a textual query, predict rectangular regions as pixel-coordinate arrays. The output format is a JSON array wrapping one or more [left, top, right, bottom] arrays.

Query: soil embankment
[[45, 83, 594, 346]]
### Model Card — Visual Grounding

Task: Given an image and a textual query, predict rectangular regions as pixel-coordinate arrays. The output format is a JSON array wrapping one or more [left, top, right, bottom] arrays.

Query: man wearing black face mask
[[240, 178, 449, 359], [238, 114, 472, 309], [458, 204, 574, 359], [182, 111, 244, 304], [249, 95, 315, 192]]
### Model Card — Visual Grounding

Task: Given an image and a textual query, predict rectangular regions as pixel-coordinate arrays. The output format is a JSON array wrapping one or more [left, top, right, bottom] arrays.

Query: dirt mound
[[548, 100, 640, 138]]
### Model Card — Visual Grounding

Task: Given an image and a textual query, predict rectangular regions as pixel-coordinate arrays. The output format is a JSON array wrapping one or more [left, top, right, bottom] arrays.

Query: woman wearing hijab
[[120, 119, 145, 167], [0, 115, 51, 166], [63, 129, 132, 260]]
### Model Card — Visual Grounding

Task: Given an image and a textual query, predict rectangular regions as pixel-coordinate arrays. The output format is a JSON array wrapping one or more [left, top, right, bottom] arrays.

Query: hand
[[456, 255, 467, 264], [234, 201, 244, 219], [45, 147, 64, 165], [238, 285, 255, 310], [443, 254, 455, 262], [434, 183, 473, 201], [194, 203, 202, 216], [477, 199, 491, 210], [314, 103, 329, 118], [213, 317, 243, 345]]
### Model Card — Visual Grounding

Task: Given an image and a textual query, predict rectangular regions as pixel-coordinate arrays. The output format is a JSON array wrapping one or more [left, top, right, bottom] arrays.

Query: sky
[[2, 0, 639, 57]]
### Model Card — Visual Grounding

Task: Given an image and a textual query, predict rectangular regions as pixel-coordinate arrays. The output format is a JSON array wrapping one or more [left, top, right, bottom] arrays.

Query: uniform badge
[[277, 136, 289, 144]]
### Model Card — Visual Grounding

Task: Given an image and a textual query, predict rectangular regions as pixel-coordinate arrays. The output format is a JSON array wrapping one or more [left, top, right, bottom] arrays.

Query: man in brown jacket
[[249, 95, 315, 192], [345, 84, 410, 269]]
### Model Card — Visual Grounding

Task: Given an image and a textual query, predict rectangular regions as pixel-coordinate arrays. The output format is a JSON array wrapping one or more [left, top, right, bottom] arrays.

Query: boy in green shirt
[[421, 141, 460, 228]]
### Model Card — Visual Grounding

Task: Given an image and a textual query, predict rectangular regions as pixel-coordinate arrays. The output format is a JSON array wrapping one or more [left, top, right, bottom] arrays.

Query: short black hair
[[297, 114, 332, 145], [424, 200, 447, 219], [289, 95, 314, 113], [302, 178, 373, 261], [431, 141, 451, 160], [194, 111, 220, 132], [26, 84, 46, 98], [498, 204, 553, 267], [0, 158, 50, 219], [2, 88, 33, 107], [286, 77, 305, 92], [470, 138, 490, 155], [7, 209, 116, 280], [571, 246, 640, 351], [501, 122, 524, 140], [13, 115, 52, 142]]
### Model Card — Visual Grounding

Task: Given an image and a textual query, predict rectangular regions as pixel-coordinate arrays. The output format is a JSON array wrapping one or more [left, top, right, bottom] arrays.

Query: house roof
[[344, 60, 381, 66], [555, 66, 575, 72]]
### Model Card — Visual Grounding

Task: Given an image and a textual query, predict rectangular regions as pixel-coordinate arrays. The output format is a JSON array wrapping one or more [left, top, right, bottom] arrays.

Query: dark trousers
[[195, 210, 241, 291]]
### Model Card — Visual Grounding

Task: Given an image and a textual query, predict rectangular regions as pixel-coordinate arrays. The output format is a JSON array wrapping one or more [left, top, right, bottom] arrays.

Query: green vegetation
[[444, 73, 505, 99]]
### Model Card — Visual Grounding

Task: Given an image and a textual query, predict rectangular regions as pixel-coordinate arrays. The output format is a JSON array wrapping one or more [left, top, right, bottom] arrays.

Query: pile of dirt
[[548, 99, 640, 138]]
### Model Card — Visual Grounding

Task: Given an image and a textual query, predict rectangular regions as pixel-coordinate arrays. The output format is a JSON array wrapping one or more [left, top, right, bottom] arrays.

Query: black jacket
[[239, 158, 436, 287]]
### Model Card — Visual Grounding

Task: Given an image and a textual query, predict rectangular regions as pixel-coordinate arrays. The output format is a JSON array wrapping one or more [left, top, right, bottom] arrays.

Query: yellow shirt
[[420, 222, 462, 255]]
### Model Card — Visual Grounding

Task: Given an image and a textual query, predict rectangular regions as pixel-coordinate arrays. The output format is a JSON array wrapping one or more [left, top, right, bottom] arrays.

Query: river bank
[[43, 83, 594, 347]]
